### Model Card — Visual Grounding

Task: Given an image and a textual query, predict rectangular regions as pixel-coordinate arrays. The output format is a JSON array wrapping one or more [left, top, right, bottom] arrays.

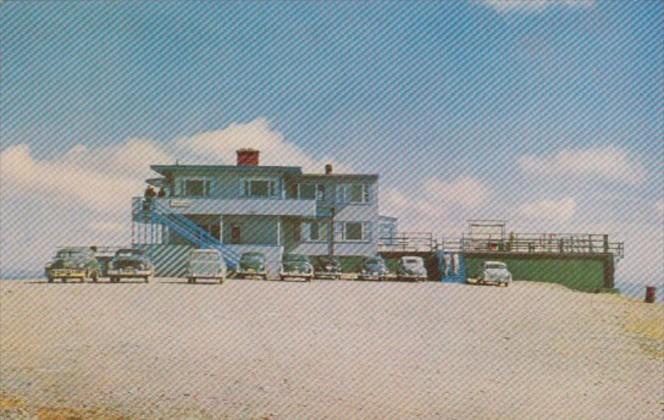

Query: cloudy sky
[[1, 1, 661, 295]]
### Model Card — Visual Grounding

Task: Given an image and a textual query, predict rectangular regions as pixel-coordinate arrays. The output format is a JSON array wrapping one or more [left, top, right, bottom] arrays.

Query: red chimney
[[236, 148, 260, 166]]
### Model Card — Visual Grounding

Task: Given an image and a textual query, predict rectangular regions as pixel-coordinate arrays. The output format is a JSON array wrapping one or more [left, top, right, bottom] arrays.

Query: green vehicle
[[280, 254, 314, 282], [237, 252, 268, 280], [45, 247, 101, 283]]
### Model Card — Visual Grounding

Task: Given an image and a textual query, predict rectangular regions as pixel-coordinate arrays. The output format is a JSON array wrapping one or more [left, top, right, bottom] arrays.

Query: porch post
[[219, 215, 224, 244], [277, 216, 281, 246]]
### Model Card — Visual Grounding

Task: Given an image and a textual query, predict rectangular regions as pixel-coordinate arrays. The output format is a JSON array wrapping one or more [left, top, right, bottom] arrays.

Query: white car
[[478, 261, 512, 287], [187, 249, 227, 284], [397, 256, 428, 282]]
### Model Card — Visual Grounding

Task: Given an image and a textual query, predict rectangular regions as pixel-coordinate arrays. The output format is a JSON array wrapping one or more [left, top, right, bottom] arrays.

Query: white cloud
[[656, 199, 664, 214], [518, 145, 647, 184], [480, 0, 595, 14], [519, 197, 576, 223], [0, 118, 345, 277], [425, 176, 491, 209]]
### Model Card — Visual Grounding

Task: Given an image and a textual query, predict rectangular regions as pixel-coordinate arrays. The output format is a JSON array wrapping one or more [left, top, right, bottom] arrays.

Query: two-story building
[[133, 149, 396, 276]]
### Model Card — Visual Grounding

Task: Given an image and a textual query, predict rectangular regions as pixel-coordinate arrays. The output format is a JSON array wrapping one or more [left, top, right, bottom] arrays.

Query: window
[[309, 221, 328, 241], [242, 178, 277, 198], [344, 222, 363, 241], [338, 184, 369, 203], [183, 178, 211, 197], [298, 183, 325, 201]]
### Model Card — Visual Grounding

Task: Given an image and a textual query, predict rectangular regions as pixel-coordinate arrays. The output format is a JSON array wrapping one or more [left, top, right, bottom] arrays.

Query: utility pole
[[328, 207, 336, 256]]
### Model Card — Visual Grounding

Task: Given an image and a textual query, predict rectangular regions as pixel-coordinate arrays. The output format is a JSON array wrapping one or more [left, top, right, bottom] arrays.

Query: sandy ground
[[0, 279, 662, 419]]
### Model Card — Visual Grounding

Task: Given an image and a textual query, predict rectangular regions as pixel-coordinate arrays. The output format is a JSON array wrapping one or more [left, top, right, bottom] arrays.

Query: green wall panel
[[465, 254, 608, 292]]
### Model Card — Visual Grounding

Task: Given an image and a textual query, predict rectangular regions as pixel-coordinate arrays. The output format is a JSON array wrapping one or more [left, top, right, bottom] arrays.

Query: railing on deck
[[380, 231, 624, 260], [378, 232, 435, 253]]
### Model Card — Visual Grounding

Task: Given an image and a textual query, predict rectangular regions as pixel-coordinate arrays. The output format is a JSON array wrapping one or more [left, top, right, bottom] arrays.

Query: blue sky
[[1, 1, 662, 296]]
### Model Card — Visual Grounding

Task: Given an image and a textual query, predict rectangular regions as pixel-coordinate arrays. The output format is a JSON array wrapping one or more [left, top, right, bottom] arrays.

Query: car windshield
[[319, 257, 339, 265], [284, 254, 308, 263], [486, 263, 506, 270], [56, 250, 85, 259], [192, 253, 219, 261], [241, 253, 264, 263], [366, 258, 384, 265], [403, 258, 422, 265], [116, 249, 142, 258]]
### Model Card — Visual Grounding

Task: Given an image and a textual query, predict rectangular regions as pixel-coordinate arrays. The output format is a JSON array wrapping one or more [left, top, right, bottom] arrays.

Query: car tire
[[144, 276, 149, 283], [62, 278, 67, 283], [219, 278, 224, 284], [47, 277, 54, 283], [279, 275, 285, 281]]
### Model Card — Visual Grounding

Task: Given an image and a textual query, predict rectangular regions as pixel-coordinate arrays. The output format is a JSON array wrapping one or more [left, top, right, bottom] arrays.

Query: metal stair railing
[[146, 199, 241, 265]]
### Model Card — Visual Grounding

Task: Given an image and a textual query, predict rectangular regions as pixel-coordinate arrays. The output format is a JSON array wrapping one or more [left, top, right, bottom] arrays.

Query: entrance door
[[231, 225, 241, 244]]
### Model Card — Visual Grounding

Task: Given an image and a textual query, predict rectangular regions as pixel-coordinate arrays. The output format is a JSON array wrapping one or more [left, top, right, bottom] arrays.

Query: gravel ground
[[1, 279, 662, 419]]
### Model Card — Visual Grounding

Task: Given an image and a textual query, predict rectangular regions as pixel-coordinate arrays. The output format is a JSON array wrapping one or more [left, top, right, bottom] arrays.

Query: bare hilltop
[[1, 279, 662, 419]]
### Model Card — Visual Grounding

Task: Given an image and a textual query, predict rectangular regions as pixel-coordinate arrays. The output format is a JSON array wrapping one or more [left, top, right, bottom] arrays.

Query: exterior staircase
[[135, 198, 241, 269]]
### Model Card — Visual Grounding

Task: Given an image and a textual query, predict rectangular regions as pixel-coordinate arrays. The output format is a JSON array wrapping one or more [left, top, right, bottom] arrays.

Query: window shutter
[[363, 184, 370, 203], [364, 222, 372, 241], [302, 222, 310, 241], [335, 222, 344, 241], [239, 179, 246, 196], [336, 185, 345, 203]]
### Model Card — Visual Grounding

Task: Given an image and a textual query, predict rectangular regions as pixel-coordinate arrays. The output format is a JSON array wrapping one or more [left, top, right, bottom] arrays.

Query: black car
[[359, 256, 390, 281], [314, 256, 342, 280]]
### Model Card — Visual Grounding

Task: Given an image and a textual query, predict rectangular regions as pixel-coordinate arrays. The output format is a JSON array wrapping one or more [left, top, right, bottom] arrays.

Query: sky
[[1, 1, 662, 297]]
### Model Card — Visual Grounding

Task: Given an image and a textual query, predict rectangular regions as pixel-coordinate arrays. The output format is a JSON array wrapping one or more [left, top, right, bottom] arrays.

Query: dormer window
[[182, 177, 211, 197], [297, 183, 325, 201], [338, 183, 369, 203], [241, 178, 278, 198]]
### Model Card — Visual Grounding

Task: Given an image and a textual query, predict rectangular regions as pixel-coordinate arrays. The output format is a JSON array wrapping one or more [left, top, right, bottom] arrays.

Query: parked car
[[280, 254, 314, 281], [359, 256, 390, 281], [45, 247, 101, 283], [314, 255, 342, 280], [187, 248, 227, 284], [478, 261, 512, 287], [107, 248, 153, 283], [237, 252, 268, 280], [397, 256, 428, 282]]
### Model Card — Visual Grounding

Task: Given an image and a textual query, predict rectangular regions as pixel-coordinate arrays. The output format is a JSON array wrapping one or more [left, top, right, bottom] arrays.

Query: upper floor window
[[308, 221, 329, 241], [298, 183, 325, 201], [241, 178, 278, 198], [183, 178, 211, 197], [339, 183, 369, 203], [342, 222, 366, 241]]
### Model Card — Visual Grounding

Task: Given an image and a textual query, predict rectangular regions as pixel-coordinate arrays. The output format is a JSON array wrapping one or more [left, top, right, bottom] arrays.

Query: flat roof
[[298, 173, 379, 180], [151, 164, 303, 176]]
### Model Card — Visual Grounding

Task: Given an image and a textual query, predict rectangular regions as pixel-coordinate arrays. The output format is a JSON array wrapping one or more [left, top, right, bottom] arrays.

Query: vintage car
[[237, 252, 268, 280], [478, 261, 512, 287], [314, 255, 342, 280], [280, 254, 314, 281], [397, 256, 428, 282], [107, 248, 153, 283], [45, 247, 101, 283], [187, 248, 226, 284], [359, 256, 390, 281]]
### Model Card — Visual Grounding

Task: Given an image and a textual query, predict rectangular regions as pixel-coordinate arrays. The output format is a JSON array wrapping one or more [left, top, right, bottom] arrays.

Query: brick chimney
[[236, 148, 260, 166], [325, 163, 333, 175]]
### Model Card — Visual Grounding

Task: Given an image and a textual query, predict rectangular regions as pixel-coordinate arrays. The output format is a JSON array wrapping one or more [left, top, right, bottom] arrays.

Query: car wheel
[[219, 278, 224, 284], [91, 272, 98, 283], [279, 275, 285, 281], [47, 277, 54, 283], [144, 276, 149, 283], [62, 278, 67, 283]]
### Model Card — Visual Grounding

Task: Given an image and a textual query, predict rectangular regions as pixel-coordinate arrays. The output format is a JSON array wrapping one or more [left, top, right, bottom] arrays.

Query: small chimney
[[325, 163, 333, 175], [237, 148, 260, 166]]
